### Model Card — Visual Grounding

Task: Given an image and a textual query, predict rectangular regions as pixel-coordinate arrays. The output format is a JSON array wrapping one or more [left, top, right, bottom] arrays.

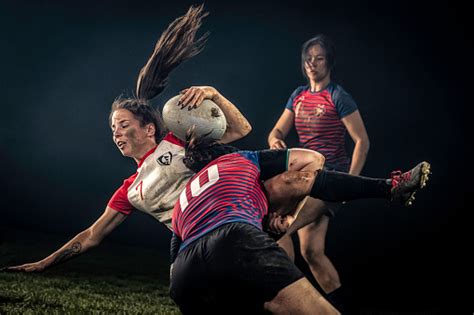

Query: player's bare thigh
[[264, 277, 340, 314]]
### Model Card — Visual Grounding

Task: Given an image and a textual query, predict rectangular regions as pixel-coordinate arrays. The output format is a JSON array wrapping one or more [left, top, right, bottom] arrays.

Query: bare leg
[[298, 207, 341, 294], [276, 233, 295, 262], [264, 171, 315, 216], [285, 196, 330, 235], [264, 277, 340, 314]]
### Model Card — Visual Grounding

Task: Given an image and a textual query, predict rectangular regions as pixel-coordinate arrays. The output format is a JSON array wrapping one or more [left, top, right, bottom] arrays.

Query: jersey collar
[[138, 145, 158, 168]]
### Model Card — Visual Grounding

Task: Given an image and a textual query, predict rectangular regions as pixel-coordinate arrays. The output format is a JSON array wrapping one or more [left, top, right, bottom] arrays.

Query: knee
[[280, 171, 315, 188], [312, 150, 325, 171], [301, 244, 325, 264], [265, 171, 315, 202], [264, 297, 283, 314]]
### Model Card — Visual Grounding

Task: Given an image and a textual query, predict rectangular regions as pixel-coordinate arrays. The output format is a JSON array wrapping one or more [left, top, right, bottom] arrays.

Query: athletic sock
[[311, 169, 391, 202]]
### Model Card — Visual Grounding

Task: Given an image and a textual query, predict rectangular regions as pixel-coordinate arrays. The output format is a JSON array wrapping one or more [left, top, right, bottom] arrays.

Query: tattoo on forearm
[[51, 242, 82, 266]]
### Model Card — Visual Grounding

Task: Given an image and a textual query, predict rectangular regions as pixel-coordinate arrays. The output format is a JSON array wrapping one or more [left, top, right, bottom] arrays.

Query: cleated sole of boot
[[420, 161, 431, 188], [405, 161, 431, 206]]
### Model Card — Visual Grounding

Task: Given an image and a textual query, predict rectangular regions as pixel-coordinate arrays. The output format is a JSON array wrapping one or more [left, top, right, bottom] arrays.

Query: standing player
[[169, 138, 430, 314], [268, 34, 370, 309]]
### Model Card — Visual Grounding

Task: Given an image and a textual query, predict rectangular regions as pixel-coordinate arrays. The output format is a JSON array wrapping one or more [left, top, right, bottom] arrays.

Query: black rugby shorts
[[170, 222, 303, 314]]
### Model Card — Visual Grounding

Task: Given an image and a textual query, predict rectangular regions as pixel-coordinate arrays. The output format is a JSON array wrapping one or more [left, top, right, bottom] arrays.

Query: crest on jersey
[[314, 104, 326, 117], [157, 151, 173, 166]]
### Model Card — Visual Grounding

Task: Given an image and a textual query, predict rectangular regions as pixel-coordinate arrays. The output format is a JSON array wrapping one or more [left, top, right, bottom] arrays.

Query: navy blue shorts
[[170, 222, 303, 314]]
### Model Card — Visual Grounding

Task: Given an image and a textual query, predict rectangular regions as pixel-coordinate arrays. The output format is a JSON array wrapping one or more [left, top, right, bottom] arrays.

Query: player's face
[[304, 44, 330, 82], [111, 109, 154, 159]]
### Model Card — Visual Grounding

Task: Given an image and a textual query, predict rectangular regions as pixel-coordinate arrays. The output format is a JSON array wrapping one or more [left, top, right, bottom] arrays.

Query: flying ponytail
[[111, 5, 209, 143], [136, 4, 209, 101]]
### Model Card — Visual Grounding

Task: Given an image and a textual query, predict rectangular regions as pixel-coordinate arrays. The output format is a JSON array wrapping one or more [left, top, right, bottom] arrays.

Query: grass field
[[0, 226, 180, 314], [1, 226, 466, 314]]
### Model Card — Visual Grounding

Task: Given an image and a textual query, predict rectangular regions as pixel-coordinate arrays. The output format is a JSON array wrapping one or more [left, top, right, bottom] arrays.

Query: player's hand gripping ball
[[162, 95, 227, 141]]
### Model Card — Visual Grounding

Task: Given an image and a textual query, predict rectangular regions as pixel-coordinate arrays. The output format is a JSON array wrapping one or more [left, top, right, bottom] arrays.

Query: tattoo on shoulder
[[52, 242, 82, 266]]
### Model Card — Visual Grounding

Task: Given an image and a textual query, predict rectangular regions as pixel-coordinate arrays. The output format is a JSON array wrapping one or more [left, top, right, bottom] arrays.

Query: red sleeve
[[107, 174, 137, 215], [165, 132, 185, 147]]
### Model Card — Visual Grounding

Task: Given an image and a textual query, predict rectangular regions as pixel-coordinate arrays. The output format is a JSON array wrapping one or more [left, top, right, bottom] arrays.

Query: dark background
[[1, 0, 472, 313]]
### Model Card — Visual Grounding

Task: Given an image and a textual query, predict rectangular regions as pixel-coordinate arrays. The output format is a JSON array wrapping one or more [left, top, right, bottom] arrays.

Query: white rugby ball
[[162, 95, 227, 141]]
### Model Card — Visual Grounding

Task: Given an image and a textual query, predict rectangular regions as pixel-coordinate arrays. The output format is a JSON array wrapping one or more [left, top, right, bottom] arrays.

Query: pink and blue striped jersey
[[285, 82, 358, 171], [172, 151, 268, 250]]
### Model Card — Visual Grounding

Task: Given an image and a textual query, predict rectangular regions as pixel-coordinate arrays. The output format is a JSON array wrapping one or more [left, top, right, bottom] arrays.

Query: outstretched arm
[[4, 207, 126, 272], [179, 86, 252, 143]]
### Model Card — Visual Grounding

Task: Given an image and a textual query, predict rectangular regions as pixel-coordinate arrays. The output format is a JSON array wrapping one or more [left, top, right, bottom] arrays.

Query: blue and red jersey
[[285, 82, 358, 171], [172, 151, 269, 251]]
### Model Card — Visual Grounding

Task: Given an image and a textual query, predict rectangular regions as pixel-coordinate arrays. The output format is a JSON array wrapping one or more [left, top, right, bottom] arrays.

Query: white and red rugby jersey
[[108, 132, 194, 229]]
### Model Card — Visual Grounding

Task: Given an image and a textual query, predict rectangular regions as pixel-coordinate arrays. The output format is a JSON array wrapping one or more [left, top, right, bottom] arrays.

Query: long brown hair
[[110, 4, 209, 143]]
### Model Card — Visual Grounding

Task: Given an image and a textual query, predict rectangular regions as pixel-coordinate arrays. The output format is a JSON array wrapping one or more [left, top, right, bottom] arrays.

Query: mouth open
[[117, 141, 126, 150]]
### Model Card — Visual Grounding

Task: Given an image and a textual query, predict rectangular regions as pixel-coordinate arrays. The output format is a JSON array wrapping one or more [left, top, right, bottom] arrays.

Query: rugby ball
[[162, 95, 227, 141]]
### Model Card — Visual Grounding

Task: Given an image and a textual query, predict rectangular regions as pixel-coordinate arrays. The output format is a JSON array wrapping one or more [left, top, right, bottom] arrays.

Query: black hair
[[183, 134, 239, 173], [301, 34, 336, 80]]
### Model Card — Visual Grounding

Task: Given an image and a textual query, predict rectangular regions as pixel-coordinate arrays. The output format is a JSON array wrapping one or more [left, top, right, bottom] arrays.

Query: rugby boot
[[390, 161, 431, 206]]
